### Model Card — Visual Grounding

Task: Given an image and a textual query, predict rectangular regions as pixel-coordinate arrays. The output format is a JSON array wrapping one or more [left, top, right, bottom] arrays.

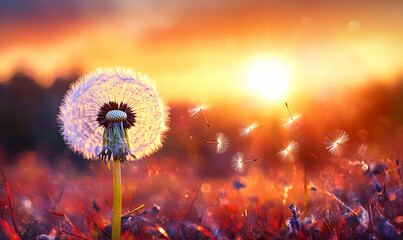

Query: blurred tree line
[[0, 72, 402, 170], [0, 73, 87, 167]]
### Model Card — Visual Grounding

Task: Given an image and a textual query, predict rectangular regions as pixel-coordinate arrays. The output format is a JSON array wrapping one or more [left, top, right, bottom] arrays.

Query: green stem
[[112, 159, 122, 240]]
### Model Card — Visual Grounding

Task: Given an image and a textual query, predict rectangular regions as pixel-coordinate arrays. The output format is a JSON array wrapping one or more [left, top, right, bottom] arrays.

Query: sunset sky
[[1, 0, 402, 103]]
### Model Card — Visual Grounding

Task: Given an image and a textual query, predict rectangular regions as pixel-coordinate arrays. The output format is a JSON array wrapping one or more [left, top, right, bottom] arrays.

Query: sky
[[1, 0, 402, 103]]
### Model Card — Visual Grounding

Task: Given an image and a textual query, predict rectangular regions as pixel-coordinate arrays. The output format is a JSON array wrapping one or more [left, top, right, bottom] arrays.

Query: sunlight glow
[[248, 60, 290, 101]]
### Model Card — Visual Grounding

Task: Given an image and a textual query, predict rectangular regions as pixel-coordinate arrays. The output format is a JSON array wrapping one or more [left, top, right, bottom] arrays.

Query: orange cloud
[[0, 0, 402, 102]]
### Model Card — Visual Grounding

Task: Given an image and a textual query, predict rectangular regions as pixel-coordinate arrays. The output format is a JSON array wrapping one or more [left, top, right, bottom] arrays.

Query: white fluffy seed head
[[58, 66, 169, 161], [106, 110, 127, 122]]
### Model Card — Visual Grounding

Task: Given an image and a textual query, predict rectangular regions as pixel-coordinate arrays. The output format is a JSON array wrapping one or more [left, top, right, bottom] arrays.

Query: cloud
[[0, 0, 402, 97]]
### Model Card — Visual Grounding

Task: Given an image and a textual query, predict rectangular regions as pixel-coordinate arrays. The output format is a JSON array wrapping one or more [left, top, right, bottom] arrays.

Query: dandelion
[[282, 102, 302, 130], [278, 140, 300, 163], [58, 67, 169, 239], [239, 121, 260, 137], [323, 129, 349, 156], [188, 100, 211, 127], [231, 152, 257, 172], [203, 132, 230, 154]]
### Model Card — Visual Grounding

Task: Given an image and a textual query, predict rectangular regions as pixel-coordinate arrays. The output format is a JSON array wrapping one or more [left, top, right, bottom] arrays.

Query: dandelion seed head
[[278, 140, 300, 163], [216, 132, 230, 154], [323, 129, 349, 156], [105, 110, 127, 122], [58, 66, 169, 161], [239, 121, 260, 137], [231, 152, 245, 172]]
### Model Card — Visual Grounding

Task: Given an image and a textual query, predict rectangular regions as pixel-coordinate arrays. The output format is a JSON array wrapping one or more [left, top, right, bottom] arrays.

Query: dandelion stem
[[285, 102, 293, 118], [112, 160, 122, 240], [242, 159, 258, 163], [201, 110, 210, 127]]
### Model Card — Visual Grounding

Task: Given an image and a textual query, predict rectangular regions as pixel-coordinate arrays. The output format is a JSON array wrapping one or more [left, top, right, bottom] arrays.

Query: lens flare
[[248, 60, 290, 101]]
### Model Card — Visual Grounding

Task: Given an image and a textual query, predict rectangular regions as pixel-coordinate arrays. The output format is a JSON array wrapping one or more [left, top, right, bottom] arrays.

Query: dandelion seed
[[278, 140, 300, 163], [239, 121, 260, 137], [231, 152, 245, 173], [323, 129, 349, 156], [216, 132, 230, 154], [58, 67, 169, 239], [203, 132, 230, 154], [188, 100, 211, 127], [282, 102, 302, 130], [282, 114, 302, 130], [231, 152, 257, 172]]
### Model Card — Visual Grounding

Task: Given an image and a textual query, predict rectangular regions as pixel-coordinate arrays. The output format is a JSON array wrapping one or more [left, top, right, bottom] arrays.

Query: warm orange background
[[0, 3, 403, 237], [1, 0, 402, 105]]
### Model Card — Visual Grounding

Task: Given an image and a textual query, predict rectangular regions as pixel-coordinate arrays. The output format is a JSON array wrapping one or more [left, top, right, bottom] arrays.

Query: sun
[[247, 60, 290, 101]]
